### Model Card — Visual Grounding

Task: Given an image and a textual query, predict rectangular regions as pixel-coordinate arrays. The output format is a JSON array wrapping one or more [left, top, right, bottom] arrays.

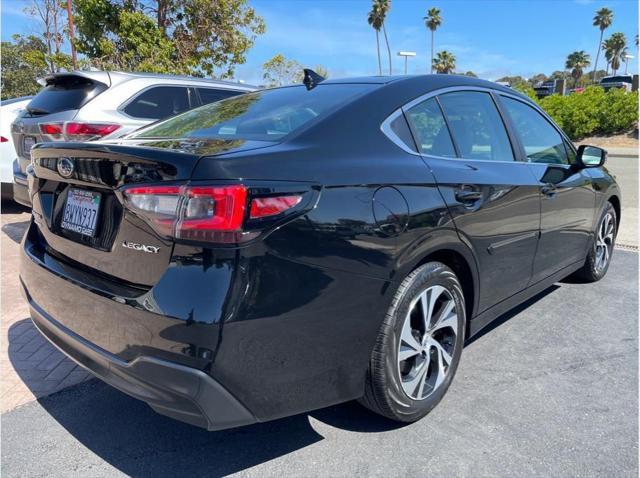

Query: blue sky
[[2, 0, 638, 83]]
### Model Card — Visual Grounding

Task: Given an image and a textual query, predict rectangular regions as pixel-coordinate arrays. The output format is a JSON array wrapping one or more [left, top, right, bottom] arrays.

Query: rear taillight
[[0, 136, 8, 143], [123, 184, 304, 244], [39, 122, 121, 141]]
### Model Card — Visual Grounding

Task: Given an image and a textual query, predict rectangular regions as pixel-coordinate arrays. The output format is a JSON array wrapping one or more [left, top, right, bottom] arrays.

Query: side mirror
[[577, 145, 607, 168]]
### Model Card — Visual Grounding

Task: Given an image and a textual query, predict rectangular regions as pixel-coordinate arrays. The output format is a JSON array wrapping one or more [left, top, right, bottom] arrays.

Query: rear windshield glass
[[26, 77, 106, 115], [133, 84, 375, 142]]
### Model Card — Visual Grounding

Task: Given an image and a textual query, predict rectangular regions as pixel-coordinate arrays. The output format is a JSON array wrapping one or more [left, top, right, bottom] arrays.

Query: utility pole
[[66, 0, 78, 70]]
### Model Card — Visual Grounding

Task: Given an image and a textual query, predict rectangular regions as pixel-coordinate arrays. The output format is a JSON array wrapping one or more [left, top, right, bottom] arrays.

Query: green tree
[[313, 65, 330, 79], [591, 7, 613, 82], [424, 7, 442, 74], [528, 73, 548, 87], [262, 54, 303, 87], [602, 33, 627, 75], [432, 50, 455, 74], [73, 0, 265, 78], [367, 2, 383, 75], [375, 0, 393, 75], [1, 35, 49, 99], [565, 50, 591, 87], [461, 70, 477, 77], [496, 75, 529, 90]]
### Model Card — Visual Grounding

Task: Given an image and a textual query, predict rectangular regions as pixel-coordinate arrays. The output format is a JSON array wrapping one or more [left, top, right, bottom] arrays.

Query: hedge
[[514, 85, 639, 140]]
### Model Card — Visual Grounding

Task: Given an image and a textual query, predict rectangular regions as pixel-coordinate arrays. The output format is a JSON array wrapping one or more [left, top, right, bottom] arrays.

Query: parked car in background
[[1, 97, 33, 201], [533, 80, 557, 98], [21, 75, 620, 431], [599, 75, 633, 92], [10, 71, 256, 206]]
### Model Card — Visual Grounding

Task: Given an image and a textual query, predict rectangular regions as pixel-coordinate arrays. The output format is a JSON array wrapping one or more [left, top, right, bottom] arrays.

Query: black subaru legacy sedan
[[21, 75, 620, 430]]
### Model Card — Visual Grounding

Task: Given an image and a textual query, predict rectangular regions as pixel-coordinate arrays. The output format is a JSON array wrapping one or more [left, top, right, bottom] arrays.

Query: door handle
[[455, 189, 483, 203], [541, 184, 557, 198]]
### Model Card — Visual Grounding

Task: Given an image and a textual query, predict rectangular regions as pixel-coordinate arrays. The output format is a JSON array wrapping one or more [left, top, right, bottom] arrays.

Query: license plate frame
[[61, 188, 102, 237]]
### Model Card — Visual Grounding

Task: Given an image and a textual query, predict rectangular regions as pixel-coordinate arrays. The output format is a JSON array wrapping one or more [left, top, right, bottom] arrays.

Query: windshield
[[133, 83, 375, 142]]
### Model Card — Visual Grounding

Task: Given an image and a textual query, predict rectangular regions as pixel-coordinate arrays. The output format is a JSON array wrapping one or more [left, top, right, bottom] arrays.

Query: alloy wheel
[[595, 211, 615, 272], [397, 285, 458, 400]]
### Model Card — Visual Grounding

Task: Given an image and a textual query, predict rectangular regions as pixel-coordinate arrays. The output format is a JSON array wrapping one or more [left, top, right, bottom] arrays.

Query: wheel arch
[[396, 235, 480, 337], [607, 194, 621, 231]]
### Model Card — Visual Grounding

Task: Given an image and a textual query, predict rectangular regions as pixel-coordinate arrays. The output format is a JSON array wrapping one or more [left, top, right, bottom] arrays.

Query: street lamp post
[[398, 51, 417, 75], [624, 54, 634, 75]]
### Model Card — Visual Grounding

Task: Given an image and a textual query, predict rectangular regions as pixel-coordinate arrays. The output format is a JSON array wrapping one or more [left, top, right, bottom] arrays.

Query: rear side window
[[405, 98, 456, 157], [134, 84, 375, 142], [123, 86, 192, 120], [500, 96, 568, 165], [197, 88, 243, 105], [26, 77, 106, 115], [438, 91, 514, 162]]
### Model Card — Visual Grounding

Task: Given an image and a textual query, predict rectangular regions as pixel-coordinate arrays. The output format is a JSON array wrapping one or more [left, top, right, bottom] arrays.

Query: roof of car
[[108, 71, 257, 88], [323, 74, 520, 96]]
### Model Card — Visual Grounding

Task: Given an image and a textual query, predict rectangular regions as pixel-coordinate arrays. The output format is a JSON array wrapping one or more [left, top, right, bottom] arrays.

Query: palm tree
[[603, 32, 628, 75], [375, 0, 393, 75], [565, 51, 591, 87], [432, 51, 456, 74], [591, 7, 613, 82], [424, 7, 442, 74], [367, 3, 383, 75]]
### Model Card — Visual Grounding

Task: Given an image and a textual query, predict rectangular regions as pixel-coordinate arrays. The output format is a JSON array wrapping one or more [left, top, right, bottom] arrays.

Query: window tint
[[388, 113, 417, 152], [500, 96, 568, 164], [27, 77, 106, 115], [405, 98, 456, 157], [123, 86, 191, 120], [134, 84, 375, 142], [438, 91, 514, 161], [197, 88, 243, 105]]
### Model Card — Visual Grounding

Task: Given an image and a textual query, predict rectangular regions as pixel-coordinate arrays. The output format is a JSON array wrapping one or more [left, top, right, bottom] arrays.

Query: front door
[[497, 94, 596, 284], [404, 90, 541, 313]]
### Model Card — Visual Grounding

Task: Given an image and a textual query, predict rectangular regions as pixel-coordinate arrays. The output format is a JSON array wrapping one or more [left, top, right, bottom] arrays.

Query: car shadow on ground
[[7, 283, 561, 477]]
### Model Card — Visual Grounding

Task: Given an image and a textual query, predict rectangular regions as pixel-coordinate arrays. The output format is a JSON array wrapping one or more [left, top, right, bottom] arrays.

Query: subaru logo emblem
[[57, 157, 75, 178]]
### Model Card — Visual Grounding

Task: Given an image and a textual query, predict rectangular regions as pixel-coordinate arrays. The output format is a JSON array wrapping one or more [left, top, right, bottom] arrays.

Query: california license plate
[[61, 189, 101, 237]]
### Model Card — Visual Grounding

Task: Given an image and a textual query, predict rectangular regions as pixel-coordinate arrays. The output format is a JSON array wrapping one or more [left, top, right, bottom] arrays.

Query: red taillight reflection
[[250, 195, 302, 219], [0, 136, 8, 143]]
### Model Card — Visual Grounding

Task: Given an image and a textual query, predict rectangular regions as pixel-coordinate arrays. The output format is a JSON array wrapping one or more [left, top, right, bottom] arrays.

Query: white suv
[[10, 71, 256, 206]]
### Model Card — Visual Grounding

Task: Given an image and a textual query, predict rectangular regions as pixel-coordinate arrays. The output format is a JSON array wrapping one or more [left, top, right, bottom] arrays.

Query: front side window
[[405, 97, 456, 157], [500, 96, 569, 165], [123, 86, 191, 120], [134, 84, 375, 142], [438, 91, 515, 162]]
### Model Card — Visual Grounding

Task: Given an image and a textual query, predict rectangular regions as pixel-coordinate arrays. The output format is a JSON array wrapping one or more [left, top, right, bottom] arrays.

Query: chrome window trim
[[381, 85, 535, 165]]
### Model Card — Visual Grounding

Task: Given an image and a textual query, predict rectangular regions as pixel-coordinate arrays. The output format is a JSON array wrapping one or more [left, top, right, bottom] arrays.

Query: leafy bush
[[537, 86, 638, 140]]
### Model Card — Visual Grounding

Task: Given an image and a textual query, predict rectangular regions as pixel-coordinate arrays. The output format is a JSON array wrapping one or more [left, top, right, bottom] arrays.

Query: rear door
[[405, 89, 541, 313], [497, 94, 595, 283]]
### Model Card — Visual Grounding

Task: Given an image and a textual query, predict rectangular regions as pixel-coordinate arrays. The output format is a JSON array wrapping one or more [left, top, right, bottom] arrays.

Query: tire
[[360, 262, 466, 423], [574, 201, 617, 282]]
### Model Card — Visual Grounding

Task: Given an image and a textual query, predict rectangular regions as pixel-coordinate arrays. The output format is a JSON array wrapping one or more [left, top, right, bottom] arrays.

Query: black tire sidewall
[[382, 263, 466, 422], [586, 202, 617, 280]]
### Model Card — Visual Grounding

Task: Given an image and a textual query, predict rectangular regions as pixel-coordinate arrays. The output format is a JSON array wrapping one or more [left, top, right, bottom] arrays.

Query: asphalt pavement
[[1, 250, 637, 478]]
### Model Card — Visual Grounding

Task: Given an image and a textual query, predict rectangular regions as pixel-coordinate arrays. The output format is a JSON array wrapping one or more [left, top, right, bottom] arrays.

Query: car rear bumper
[[20, 224, 257, 431], [12, 172, 31, 207]]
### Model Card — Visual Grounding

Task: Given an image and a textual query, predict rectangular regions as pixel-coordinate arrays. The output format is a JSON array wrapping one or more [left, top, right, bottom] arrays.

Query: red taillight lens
[[0, 136, 8, 143], [39, 123, 64, 135], [123, 185, 249, 243], [250, 195, 302, 219], [39, 122, 120, 141], [65, 122, 121, 137]]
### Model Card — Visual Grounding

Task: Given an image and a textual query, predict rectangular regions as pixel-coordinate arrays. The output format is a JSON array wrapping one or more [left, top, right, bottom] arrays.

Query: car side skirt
[[469, 259, 584, 338]]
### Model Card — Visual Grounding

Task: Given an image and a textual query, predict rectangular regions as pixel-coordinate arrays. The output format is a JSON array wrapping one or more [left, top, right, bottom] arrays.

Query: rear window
[[133, 84, 375, 142], [26, 77, 106, 115]]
